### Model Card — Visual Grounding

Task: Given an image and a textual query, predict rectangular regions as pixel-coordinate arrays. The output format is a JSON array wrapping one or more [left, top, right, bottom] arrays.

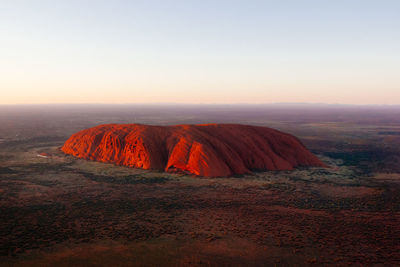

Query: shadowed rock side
[[61, 124, 326, 177]]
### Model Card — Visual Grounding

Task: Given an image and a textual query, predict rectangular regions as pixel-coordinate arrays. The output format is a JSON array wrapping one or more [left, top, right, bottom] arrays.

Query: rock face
[[61, 124, 325, 177]]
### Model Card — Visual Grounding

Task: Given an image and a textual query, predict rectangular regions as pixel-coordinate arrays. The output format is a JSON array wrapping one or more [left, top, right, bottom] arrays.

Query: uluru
[[61, 124, 326, 177]]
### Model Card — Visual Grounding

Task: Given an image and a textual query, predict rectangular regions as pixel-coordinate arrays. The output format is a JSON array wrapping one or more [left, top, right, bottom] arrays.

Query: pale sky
[[1, 0, 399, 104]]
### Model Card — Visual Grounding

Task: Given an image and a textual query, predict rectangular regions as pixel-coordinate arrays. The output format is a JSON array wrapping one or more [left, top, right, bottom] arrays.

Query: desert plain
[[0, 104, 399, 266]]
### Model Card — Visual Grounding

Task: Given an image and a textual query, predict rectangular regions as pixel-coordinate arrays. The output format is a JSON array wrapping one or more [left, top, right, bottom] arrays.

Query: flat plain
[[0, 104, 399, 266]]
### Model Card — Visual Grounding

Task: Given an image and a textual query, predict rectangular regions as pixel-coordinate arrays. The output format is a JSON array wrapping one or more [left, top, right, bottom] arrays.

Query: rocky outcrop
[[61, 124, 325, 177]]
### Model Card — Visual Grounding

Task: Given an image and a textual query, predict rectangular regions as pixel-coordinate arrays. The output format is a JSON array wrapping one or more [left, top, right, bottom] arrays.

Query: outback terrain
[[0, 104, 399, 266]]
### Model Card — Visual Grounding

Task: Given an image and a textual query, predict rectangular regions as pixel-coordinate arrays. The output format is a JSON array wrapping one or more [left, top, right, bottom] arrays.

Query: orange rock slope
[[61, 124, 326, 177]]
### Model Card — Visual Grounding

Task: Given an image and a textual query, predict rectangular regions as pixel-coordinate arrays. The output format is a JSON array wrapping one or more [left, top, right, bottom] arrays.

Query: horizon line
[[1, 102, 400, 107]]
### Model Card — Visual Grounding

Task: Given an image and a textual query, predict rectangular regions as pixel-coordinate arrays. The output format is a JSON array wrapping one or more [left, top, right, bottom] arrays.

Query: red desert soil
[[61, 124, 325, 177]]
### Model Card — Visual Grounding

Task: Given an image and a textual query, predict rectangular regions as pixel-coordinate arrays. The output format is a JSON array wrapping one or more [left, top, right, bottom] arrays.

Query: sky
[[0, 0, 399, 105]]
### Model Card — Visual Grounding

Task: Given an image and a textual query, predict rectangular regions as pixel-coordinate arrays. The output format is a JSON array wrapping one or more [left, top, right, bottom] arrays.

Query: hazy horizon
[[1, 102, 400, 107]]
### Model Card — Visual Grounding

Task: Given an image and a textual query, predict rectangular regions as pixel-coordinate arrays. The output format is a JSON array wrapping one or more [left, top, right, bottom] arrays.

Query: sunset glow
[[1, 0, 399, 105]]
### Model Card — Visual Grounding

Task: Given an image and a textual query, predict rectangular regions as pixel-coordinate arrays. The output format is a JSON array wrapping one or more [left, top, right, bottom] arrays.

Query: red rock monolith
[[61, 124, 326, 177]]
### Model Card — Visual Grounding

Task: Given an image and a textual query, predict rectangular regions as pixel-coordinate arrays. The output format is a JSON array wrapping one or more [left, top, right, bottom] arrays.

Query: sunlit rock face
[[61, 124, 326, 177]]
